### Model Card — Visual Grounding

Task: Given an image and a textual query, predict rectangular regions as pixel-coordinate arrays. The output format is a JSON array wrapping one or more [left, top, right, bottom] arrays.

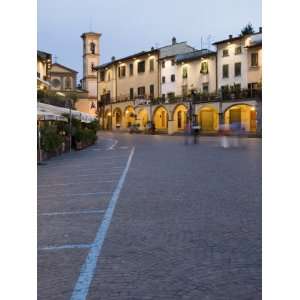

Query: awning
[[37, 110, 68, 122], [37, 102, 96, 123]]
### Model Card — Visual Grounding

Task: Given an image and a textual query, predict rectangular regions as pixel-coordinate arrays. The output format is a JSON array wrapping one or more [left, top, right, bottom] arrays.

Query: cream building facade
[[96, 29, 262, 135], [50, 63, 77, 92], [175, 49, 217, 96], [96, 49, 160, 104], [213, 30, 262, 92], [37, 50, 52, 90]]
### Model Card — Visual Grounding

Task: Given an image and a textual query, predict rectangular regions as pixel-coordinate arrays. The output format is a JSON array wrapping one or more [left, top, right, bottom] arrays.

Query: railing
[[99, 88, 262, 106]]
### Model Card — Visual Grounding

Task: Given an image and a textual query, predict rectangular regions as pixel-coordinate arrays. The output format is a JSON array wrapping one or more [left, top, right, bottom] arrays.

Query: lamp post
[[68, 98, 73, 152], [56, 92, 73, 152]]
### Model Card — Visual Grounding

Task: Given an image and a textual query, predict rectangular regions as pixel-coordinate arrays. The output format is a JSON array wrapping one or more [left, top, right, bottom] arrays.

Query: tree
[[240, 23, 255, 36]]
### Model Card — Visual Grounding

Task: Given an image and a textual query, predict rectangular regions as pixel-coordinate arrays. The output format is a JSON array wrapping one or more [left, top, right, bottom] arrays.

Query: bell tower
[[81, 32, 101, 98]]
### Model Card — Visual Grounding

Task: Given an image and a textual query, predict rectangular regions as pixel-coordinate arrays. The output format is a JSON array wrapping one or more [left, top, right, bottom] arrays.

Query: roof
[[94, 48, 159, 70], [37, 50, 51, 60], [212, 31, 262, 45], [175, 49, 216, 63], [81, 32, 101, 38], [244, 41, 262, 49], [50, 63, 78, 74]]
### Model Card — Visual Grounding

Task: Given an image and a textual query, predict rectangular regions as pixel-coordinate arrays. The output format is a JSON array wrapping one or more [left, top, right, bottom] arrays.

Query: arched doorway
[[173, 104, 188, 132], [124, 106, 135, 128], [104, 109, 112, 130], [224, 104, 256, 132], [153, 106, 168, 131], [113, 108, 122, 129], [198, 106, 219, 132], [136, 109, 148, 130]]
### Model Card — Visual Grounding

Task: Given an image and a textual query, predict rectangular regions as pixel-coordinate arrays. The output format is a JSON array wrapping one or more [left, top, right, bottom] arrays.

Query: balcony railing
[[99, 88, 262, 106]]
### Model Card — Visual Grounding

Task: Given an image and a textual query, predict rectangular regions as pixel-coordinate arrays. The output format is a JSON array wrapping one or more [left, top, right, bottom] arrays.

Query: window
[[222, 49, 229, 57], [167, 92, 175, 100], [234, 62, 241, 77], [171, 74, 175, 82], [162, 61, 165, 68], [162, 94, 165, 100], [65, 77, 71, 89], [107, 72, 111, 81], [235, 46, 242, 55], [149, 84, 154, 98], [37, 72, 40, 78], [200, 61, 208, 74], [130, 88, 134, 100], [149, 59, 154, 72], [51, 78, 60, 88], [162, 76, 166, 84], [202, 83, 209, 94], [91, 63, 94, 72], [90, 42, 96, 54], [137, 86, 145, 97], [137, 61, 145, 73], [171, 59, 175, 66], [182, 85, 188, 96], [118, 65, 126, 78], [100, 71, 105, 81], [182, 67, 188, 79], [222, 64, 229, 78], [251, 53, 258, 67], [129, 63, 134, 76]]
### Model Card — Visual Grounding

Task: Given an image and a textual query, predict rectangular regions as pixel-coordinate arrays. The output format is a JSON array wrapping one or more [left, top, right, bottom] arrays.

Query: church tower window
[[90, 42, 96, 54]]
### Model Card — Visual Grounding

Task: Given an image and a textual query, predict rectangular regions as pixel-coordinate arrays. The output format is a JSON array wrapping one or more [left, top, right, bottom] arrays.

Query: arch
[[224, 104, 256, 132], [112, 107, 122, 129], [172, 104, 188, 132], [198, 106, 219, 132], [152, 105, 169, 130], [104, 109, 112, 130], [171, 103, 189, 120], [123, 105, 135, 128], [136, 109, 149, 130]]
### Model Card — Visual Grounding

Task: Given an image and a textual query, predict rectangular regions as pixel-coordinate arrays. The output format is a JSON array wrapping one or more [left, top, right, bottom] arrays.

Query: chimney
[[172, 37, 176, 45], [111, 56, 115, 62], [229, 34, 233, 39], [259, 27, 262, 33]]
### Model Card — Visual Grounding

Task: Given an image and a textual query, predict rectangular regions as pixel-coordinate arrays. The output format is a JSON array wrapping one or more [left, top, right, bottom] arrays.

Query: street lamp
[[57, 92, 73, 153]]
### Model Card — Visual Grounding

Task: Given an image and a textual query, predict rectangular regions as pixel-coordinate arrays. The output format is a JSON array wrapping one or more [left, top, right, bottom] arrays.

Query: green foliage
[[241, 23, 255, 36], [41, 125, 64, 153], [86, 120, 100, 133], [74, 128, 97, 145]]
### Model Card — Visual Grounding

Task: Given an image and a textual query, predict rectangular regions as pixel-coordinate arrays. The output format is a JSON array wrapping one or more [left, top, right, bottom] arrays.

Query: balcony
[[99, 88, 261, 106]]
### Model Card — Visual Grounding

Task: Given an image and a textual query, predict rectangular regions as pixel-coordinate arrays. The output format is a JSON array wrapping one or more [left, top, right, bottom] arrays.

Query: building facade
[[96, 29, 262, 135], [50, 63, 78, 92], [159, 38, 195, 99], [175, 49, 217, 96], [37, 50, 52, 90]]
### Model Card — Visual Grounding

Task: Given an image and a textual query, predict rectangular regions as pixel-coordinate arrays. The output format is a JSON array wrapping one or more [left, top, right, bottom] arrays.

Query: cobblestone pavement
[[38, 132, 261, 300]]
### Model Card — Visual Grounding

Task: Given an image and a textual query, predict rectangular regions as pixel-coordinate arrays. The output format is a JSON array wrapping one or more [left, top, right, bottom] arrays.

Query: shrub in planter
[[41, 126, 64, 154]]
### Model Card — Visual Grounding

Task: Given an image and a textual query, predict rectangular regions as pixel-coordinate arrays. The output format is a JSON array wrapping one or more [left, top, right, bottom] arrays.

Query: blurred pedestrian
[[220, 123, 230, 148], [184, 121, 191, 145]]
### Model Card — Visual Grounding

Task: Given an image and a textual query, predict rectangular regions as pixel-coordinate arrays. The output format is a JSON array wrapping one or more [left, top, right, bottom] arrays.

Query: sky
[[38, 0, 261, 82]]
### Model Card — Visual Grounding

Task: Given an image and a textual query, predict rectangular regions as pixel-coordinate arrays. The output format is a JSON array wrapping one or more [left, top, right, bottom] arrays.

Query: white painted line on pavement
[[71, 146, 135, 300], [38, 191, 111, 199], [38, 243, 92, 251], [107, 139, 118, 151], [39, 209, 105, 216]]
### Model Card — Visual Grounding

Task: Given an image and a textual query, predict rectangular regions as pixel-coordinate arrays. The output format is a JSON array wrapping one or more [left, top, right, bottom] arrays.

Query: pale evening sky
[[38, 0, 261, 82]]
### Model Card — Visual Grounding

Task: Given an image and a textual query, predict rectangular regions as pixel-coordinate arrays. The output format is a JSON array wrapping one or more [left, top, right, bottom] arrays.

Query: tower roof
[[81, 32, 101, 38]]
